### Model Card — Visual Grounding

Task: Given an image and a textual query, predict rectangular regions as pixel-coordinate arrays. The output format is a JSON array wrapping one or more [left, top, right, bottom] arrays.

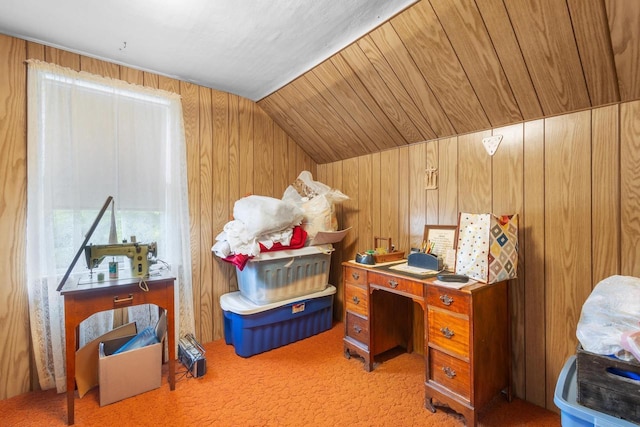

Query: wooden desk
[[61, 273, 176, 425], [342, 261, 510, 427]]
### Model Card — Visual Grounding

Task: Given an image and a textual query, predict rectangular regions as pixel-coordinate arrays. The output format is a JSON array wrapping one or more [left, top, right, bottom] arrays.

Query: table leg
[[62, 277, 177, 425], [167, 289, 175, 390], [65, 312, 76, 425]]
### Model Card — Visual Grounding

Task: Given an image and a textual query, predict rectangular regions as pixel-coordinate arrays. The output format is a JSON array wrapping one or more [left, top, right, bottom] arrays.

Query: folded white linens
[[214, 221, 295, 257]]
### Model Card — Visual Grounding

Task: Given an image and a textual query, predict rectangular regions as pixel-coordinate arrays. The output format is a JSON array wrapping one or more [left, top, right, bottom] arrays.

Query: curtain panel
[[26, 60, 195, 392]]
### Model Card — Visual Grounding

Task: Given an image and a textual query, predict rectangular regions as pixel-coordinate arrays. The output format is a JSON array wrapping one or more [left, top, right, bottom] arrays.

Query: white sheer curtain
[[26, 60, 195, 392]]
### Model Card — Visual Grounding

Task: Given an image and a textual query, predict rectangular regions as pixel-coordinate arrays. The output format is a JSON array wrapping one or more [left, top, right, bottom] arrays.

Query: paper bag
[[455, 212, 518, 283]]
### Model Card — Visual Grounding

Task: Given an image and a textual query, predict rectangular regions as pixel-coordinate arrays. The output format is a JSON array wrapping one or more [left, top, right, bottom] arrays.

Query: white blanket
[[214, 222, 294, 257], [213, 195, 303, 257], [233, 195, 303, 236]]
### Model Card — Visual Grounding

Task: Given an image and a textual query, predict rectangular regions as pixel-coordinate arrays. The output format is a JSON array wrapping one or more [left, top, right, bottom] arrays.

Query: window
[[26, 60, 194, 392]]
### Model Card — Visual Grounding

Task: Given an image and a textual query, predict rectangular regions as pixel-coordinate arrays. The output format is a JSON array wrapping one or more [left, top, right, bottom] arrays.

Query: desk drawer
[[428, 308, 469, 358], [345, 283, 368, 316], [71, 284, 169, 309], [368, 272, 423, 298], [346, 312, 369, 347], [426, 286, 470, 315], [345, 266, 367, 286], [429, 349, 471, 400]]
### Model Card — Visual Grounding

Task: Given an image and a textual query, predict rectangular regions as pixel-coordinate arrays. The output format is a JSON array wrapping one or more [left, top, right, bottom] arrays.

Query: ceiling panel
[[430, 0, 522, 127], [343, 41, 426, 142], [605, 0, 640, 102], [567, 0, 619, 105], [391, 1, 491, 134], [505, 0, 590, 115], [331, 53, 409, 147], [313, 59, 399, 152], [0, 0, 419, 101], [357, 34, 437, 141], [367, 23, 454, 137], [258, 0, 638, 164], [474, 0, 543, 120]]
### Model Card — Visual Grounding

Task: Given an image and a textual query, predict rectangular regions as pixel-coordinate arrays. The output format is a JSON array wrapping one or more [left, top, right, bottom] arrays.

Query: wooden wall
[[2, 28, 640, 416], [318, 102, 640, 412], [0, 33, 316, 400]]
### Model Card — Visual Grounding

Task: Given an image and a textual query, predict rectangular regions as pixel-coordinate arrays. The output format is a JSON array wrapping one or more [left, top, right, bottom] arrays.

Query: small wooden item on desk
[[372, 237, 404, 263]]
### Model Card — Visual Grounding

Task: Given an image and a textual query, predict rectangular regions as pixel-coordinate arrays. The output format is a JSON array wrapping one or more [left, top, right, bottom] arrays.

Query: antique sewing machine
[[84, 237, 157, 278]]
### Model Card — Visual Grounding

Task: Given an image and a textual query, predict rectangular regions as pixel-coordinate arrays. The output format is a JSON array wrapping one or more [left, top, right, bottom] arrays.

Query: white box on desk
[[98, 312, 166, 406]]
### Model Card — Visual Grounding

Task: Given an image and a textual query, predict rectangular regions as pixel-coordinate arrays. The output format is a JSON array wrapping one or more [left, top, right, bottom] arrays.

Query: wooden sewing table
[[60, 273, 175, 425]]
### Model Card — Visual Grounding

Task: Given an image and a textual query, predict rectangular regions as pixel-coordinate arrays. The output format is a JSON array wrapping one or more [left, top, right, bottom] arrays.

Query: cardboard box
[[98, 312, 166, 406], [76, 322, 138, 398]]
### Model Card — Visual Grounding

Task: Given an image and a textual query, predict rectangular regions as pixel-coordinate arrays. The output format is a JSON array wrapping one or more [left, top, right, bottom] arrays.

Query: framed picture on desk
[[423, 225, 457, 271]]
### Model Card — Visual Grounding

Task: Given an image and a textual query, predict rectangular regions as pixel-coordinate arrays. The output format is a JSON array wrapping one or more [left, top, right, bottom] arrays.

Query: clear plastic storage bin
[[237, 245, 332, 304]]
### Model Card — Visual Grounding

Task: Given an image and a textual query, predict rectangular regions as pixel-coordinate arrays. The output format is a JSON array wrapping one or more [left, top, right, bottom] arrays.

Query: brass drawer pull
[[439, 294, 454, 306], [352, 272, 360, 280], [440, 326, 455, 339], [442, 366, 456, 379], [352, 296, 360, 304], [353, 325, 362, 334], [388, 279, 399, 288], [113, 294, 134, 306]]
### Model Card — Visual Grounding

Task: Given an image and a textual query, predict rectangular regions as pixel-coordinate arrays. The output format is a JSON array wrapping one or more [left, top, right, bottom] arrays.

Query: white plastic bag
[[576, 275, 640, 356], [282, 171, 348, 241]]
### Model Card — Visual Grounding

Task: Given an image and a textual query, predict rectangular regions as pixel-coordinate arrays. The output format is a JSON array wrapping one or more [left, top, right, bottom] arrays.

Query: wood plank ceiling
[[258, 0, 640, 164]]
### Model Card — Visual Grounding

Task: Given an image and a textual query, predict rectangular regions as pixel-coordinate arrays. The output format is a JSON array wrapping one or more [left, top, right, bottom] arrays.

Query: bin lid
[[247, 243, 333, 262], [220, 284, 336, 315]]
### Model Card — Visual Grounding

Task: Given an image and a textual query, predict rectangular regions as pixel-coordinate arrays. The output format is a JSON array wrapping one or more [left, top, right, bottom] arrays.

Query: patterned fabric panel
[[455, 213, 518, 283]]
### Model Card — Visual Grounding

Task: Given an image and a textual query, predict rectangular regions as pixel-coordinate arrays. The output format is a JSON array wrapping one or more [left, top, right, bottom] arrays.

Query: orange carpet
[[1, 323, 560, 426]]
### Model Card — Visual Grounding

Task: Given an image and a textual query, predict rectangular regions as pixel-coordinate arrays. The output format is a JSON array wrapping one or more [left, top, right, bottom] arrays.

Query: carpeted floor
[[2, 323, 560, 426]]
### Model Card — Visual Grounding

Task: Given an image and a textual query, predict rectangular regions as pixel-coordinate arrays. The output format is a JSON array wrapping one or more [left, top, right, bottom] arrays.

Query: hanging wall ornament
[[482, 135, 503, 156], [425, 166, 438, 189]]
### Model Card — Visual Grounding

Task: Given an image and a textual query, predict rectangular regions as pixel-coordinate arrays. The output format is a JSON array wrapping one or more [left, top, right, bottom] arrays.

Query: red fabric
[[259, 226, 307, 252], [221, 253, 252, 270], [221, 226, 308, 271]]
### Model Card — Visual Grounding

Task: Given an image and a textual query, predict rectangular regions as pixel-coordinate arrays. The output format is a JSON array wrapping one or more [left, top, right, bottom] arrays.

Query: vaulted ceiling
[[0, 0, 416, 101], [2, 1, 639, 166], [258, 0, 640, 164]]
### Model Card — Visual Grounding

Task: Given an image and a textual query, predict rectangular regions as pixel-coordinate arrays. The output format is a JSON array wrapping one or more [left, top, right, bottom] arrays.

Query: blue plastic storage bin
[[220, 285, 335, 357], [554, 356, 638, 427]]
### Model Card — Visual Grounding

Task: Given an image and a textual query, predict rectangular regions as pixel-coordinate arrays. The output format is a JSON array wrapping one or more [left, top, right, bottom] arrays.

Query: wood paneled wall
[[0, 33, 316, 400], [0, 33, 29, 402], [2, 28, 640, 416], [318, 102, 640, 412]]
